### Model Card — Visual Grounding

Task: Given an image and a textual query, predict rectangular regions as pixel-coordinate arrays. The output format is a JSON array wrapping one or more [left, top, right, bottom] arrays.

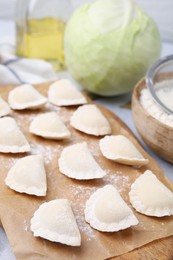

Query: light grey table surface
[[0, 20, 173, 260]]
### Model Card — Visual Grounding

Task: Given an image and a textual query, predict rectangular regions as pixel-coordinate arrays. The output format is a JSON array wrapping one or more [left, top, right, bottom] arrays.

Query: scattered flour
[[31, 143, 61, 165], [23, 220, 29, 232]]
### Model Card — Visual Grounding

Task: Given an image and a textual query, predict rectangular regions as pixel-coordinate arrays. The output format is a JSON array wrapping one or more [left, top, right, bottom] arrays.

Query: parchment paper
[[0, 84, 173, 260]]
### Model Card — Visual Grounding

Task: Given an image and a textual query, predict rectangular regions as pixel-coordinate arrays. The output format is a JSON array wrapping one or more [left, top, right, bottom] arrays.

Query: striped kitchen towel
[[0, 43, 58, 86]]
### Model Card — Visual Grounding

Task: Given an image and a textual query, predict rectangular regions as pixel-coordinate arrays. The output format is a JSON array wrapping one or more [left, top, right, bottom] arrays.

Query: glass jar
[[16, 0, 72, 71], [146, 54, 173, 115]]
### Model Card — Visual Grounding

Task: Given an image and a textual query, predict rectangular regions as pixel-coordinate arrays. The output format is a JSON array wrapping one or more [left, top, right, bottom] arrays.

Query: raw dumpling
[[85, 185, 138, 232], [0, 96, 11, 117], [29, 112, 71, 140], [31, 199, 81, 246], [8, 84, 47, 110], [0, 117, 30, 153], [48, 79, 87, 106], [5, 155, 47, 196], [70, 104, 111, 136], [129, 170, 173, 217], [58, 142, 106, 180], [99, 135, 148, 166]]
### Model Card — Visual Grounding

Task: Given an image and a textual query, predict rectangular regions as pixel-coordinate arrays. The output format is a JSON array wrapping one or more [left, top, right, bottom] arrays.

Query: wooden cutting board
[[0, 83, 173, 260], [114, 236, 173, 259]]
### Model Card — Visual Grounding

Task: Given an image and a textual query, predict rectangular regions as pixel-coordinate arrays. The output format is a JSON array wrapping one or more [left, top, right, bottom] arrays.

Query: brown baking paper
[[0, 84, 173, 260]]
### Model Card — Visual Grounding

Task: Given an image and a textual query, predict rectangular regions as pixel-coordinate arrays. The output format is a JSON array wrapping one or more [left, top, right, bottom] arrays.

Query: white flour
[[155, 79, 173, 111], [140, 79, 173, 128]]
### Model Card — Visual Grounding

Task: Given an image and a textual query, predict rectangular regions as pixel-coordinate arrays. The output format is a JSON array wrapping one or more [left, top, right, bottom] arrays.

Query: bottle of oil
[[16, 0, 72, 71]]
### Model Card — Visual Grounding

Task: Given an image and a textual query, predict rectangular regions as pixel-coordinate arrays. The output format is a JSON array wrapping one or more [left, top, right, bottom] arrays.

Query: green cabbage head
[[64, 0, 161, 96]]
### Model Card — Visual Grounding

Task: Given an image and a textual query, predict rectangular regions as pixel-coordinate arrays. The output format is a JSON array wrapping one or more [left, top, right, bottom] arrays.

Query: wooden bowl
[[132, 76, 173, 163]]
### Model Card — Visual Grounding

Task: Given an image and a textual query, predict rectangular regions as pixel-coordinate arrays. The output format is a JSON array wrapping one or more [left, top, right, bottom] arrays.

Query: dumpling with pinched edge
[[48, 79, 87, 106], [129, 170, 173, 217], [8, 84, 47, 110], [70, 104, 111, 136], [0, 95, 11, 117], [85, 185, 138, 232], [29, 112, 71, 140], [58, 142, 106, 180], [31, 199, 81, 246], [5, 155, 47, 196], [0, 117, 30, 153], [99, 135, 149, 166]]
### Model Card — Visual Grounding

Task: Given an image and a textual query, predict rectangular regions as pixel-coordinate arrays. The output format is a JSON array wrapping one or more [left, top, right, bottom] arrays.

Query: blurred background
[[0, 0, 173, 43]]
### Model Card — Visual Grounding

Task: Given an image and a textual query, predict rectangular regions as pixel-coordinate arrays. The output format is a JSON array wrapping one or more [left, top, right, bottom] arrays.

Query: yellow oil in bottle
[[16, 17, 66, 70]]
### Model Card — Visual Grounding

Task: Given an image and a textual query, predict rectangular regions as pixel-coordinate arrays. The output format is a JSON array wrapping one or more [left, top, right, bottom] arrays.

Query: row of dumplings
[[4, 137, 148, 197], [0, 79, 87, 116], [0, 86, 150, 169], [30, 171, 173, 246], [0, 106, 108, 153], [30, 104, 111, 140]]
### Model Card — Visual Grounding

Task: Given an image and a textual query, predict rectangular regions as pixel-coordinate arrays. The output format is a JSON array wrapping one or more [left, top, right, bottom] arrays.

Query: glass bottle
[[16, 0, 72, 71]]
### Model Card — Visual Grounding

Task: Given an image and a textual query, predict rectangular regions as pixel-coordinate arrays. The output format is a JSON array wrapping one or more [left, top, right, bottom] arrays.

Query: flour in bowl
[[140, 80, 173, 127]]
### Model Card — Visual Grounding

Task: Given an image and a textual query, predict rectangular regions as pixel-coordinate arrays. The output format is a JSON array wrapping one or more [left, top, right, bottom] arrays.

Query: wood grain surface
[[114, 236, 173, 260], [0, 83, 173, 260]]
